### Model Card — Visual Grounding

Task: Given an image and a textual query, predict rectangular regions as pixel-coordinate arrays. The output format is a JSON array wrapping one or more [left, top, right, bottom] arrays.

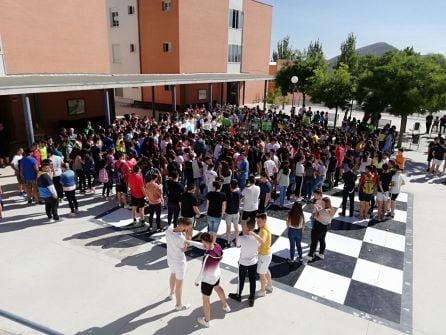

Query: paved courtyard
[[0, 141, 445, 335]]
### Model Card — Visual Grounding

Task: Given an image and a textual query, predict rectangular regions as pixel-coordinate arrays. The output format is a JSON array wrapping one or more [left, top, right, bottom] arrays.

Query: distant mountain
[[329, 42, 398, 65]]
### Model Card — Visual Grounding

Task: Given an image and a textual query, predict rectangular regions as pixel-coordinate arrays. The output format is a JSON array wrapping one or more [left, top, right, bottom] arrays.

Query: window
[[163, 42, 172, 53], [130, 43, 136, 52], [115, 88, 124, 97], [112, 44, 121, 63], [228, 44, 242, 63], [128, 5, 135, 15], [110, 8, 119, 27], [162, 0, 171, 12], [228, 9, 243, 29], [164, 85, 170, 91]]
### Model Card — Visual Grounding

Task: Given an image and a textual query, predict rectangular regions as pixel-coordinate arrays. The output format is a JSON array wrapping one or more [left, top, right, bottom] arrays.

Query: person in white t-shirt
[[204, 163, 218, 193], [165, 217, 193, 311], [389, 166, 405, 218], [48, 149, 64, 201], [241, 176, 260, 231], [263, 153, 277, 178], [228, 219, 260, 307], [10, 148, 24, 196]]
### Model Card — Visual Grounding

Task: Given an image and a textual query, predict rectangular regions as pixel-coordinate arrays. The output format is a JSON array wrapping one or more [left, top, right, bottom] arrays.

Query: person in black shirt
[[224, 179, 241, 247], [167, 171, 185, 227], [430, 139, 446, 175], [326, 151, 338, 190], [426, 137, 439, 172], [206, 181, 227, 243], [376, 163, 393, 221], [340, 163, 357, 217]]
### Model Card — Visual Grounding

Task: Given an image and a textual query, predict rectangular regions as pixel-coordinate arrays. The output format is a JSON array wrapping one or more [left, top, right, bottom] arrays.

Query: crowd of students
[[1, 104, 416, 327]]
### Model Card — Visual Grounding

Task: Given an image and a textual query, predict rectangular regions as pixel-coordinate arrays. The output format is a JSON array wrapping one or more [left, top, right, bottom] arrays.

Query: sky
[[262, 0, 446, 59]]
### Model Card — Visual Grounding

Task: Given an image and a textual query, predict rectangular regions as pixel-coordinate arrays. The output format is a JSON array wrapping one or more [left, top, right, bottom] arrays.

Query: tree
[[272, 36, 299, 62], [335, 33, 359, 72], [275, 41, 327, 106], [309, 63, 354, 127], [357, 49, 446, 147]]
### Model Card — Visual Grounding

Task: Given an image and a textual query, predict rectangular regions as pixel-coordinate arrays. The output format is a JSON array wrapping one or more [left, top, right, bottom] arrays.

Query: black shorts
[[116, 182, 128, 193], [242, 210, 257, 221], [201, 279, 220, 296], [131, 196, 145, 209], [390, 193, 399, 201], [359, 193, 373, 202]]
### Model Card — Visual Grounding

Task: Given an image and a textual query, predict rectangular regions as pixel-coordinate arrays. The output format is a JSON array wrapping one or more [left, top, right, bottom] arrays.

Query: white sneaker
[[175, 303, 191, 311], [167, 294, 174, 301], [49, 219, 56, 223], [256, 290, 266, 297], [265, 285, 274, 293], [197, 317, 210, 328], [222, 304, 231, 312], [316, 253, 325, 259], [68, 212, 76, 217]]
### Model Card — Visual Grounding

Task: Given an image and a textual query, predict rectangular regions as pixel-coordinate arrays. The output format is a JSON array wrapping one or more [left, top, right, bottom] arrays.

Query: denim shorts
[[207, 216, 221, 233]]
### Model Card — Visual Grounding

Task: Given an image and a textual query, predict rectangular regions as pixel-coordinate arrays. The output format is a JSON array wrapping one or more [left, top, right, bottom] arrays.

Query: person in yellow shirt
[[395, 148, 406, 170], [251, 213, 273, 297]]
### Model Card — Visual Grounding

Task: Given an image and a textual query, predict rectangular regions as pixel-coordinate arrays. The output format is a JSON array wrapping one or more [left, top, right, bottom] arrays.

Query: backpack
[[113, 162, 124, 185], [99, 168, 109, 184], [362, 174, 375, 195]]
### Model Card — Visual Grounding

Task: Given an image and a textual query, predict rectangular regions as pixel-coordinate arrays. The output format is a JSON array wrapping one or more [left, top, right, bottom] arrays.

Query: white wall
[[0, 35, 5, 76], [107, 0, 141, 101], [227, 0, 243, 74], [229, 0, 243, 10]]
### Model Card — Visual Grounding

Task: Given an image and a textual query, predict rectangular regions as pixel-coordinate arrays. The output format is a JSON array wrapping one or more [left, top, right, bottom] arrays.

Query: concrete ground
[[0, 133, 445, 335]]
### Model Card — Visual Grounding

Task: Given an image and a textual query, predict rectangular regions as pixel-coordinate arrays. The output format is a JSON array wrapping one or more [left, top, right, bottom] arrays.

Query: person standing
[[127, 165, 148, 227], [252, 213, 273, 297], [224, 179, 241, 247], [257, 172, 272, 214], [426, 114, 434, 134], [240, 176, 260, 231], [38, 159, 59, 222], [276, 161, 290, 208], [188, 232, 231, 328], [180, 184, 202, 240], [340, 163, 357, 217], [307, 197, 335, 260], [206, 181, 227, 243], [20, 148, 39, 204], [294, 155, 305, 199], [0, 122, 10, 168], [115, 153, 130, 208], [430, 139, 445, 175], [376, 163, 393, 221], [236, 152, 249, 190], [61, 163, 78, 216], [145, 173, 164, 232], [166, 171, 185, 227], [389, 166, 405, 218], [165, 217, 193, 311], [10, 148, 25, 196], [286, 202, 305, 263], [357, 165, 376, 220], [48, 149, 64, 201], [228, 219, 260, 307]]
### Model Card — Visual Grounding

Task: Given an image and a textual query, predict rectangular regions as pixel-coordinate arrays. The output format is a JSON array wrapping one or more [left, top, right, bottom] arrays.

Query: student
[[224, 179, 241, 247], [165, 217, 193, 311], [252, 213, 273, 297], [240, 175, 260, 231], [258, 172, 272, 213], [127, 165, 148, 227], [38, 159, 59, 222], [340, 163, 357, 217], [206, 181, 227, 243], [115, 153, 130, 208], [276, 161, 290, 207], [10, 148, 25, 196], [308, 189, 324, 229], [166, 171, 185, 227], [61, 163, 78, 216], [188, 232, 231, 328], [395, 148, 406, 171], [229, 219, 260, 307], [357, 165, 376, 220], [20, 148, 39, 204], [146, 173, 164, 232], [286, 201, 305, 263], [389, 166, 405, 218], [376, 163, 393, 221], [307, 197, 335, 260]]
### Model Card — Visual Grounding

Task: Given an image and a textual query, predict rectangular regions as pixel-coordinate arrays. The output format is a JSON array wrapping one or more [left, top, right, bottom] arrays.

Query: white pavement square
[[363, 227, 406, 252], [325, 232, 363, 258], [352, 259, 404, 294]]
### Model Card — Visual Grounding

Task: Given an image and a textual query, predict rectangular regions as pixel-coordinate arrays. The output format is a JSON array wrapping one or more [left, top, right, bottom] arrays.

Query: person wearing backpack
[[340, 163, 357, 217], [358, 165, 376, 220], [99, 153, 113, 199]]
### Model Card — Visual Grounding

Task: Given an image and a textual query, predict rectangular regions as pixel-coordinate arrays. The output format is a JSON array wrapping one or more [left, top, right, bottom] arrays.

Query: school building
[[0, 0, 273, 149]]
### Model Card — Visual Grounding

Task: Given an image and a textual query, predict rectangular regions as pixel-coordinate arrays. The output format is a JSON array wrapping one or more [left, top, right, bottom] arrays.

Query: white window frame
[[110, 8, 119, 27], [112, 44, 122, 64], [163, 42, 172, 53], [130, 43, 136, 53], [228, 44, 242, 63], [128, 5, 135, 15], [228, 9, 243, 30]]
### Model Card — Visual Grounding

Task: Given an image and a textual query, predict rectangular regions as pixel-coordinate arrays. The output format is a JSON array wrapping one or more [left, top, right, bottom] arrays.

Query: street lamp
[[291, 75, 298, 107]]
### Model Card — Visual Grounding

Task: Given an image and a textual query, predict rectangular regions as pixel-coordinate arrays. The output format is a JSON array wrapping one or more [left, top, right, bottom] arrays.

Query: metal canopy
[[0, 73, 273, 96]]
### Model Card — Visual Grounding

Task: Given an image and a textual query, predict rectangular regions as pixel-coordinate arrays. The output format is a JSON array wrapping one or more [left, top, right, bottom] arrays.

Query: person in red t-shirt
[[115, 152, 130, 208], [334, 142, 345, 186], [127, 165, 148, 227]]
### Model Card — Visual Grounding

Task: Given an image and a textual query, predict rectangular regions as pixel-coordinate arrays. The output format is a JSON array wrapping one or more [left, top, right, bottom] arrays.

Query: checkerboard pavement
[[97, 186, 412, 332]]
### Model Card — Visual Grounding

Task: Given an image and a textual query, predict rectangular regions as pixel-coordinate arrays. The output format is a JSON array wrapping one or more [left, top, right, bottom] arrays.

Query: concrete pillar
[[171, 85, 176, 112], [151, 86, 156, 118], [242, 81, 246, 105], [220, 83, 224, 105], [263, 80, 268, 111], [209, 83, 213, 111], [21, 94, 34, 147], [103, 89, 111, 126]]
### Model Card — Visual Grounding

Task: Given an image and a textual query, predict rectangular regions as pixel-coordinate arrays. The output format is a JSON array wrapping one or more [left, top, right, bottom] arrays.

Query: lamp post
[[291, 75, 298, 107]]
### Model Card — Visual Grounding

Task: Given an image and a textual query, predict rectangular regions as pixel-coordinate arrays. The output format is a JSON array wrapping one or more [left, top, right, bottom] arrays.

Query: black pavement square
[[270, 256, 306, 287], [329, 218, 367, 240], [345, 280, 401, 324], [368, 219, 406, 236], [306, 250, 357, 278], [359, 242, 404, 270]]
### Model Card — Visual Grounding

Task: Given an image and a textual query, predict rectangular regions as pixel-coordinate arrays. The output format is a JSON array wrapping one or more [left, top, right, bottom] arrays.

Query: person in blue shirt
[[38, 159, 59, 222], [20, 148, 39, 204], [236, 152, 249, 190], [61, 163, 78, 216]]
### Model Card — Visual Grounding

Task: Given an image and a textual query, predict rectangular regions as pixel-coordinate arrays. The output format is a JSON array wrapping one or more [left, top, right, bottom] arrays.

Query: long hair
[[287, 201, 304, 228], [321, 197, 335, 217]]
